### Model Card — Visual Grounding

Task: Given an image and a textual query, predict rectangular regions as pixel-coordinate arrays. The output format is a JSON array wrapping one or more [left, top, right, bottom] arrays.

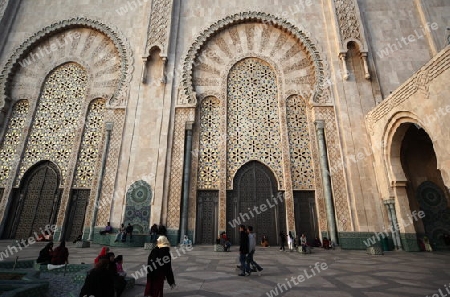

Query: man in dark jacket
[[238, 224, 249, 276], [122, 223, 133, 242]]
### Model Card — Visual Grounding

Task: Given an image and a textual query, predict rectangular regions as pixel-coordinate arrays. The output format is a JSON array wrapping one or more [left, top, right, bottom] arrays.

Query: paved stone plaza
[[1, 240, 449, 297]]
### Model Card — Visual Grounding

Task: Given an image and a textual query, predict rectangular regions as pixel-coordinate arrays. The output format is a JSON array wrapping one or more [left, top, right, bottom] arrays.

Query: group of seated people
[[215, 232, 333, 251], [293, 234, 335, 250], [149, 223, 168, 243], [113, 223, 134, 243], [36, 241, 69, 268], [98, 222, 134, 243], [322, 237, 334, 249], [79, 247, 127, 297]]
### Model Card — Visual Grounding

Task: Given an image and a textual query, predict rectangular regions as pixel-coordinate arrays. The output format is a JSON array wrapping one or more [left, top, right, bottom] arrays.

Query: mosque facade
[[0, 0, 449, 250]]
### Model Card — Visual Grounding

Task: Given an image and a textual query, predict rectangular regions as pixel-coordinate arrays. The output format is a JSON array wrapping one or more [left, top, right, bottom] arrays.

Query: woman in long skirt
[[144, 236, 176, 297]]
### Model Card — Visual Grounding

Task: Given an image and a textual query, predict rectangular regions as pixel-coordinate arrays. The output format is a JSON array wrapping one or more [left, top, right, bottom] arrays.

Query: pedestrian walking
[[247, 226, 263, 275], [279, 231, 286, 251], [144, 235, 176, 296], [287, 231, 294, 252], [238, 225, 249, 276]]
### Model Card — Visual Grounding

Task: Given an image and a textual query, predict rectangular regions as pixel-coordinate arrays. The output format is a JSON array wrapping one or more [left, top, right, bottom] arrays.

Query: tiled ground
[[1, 240, 449, 297]]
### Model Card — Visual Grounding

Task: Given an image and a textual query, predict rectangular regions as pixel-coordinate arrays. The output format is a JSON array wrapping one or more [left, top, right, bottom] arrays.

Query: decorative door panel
[[293, 191, 318, 242], [14, 162, 60, 239], [196, 191, 217, 244], [227, 161, 284, 246], [416, 181, 450, 246], [65, 189, 90, 241]]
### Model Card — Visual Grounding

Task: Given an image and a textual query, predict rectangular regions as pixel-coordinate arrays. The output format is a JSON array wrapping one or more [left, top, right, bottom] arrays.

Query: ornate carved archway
[[179, 11, 331, 106], [168, 12, 333, 242], [0, 17, 133, 110]]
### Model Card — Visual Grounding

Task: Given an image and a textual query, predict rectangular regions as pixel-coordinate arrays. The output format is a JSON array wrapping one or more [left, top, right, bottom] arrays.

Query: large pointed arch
[[180, 11, 330, 105], [4, 160, 61, 239], [0, 17, 134, 111]]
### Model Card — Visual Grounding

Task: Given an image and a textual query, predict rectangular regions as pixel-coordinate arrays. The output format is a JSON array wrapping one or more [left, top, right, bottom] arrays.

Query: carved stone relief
[[180, 12, 331, 106], [145, 0, 173, 56], [334, 0, 362, 42], [0, 18, 134, 110]]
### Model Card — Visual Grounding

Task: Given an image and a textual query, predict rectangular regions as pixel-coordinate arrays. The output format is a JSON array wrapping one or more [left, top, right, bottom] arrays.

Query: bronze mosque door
[[226, 161, 286, 246], [6, 161, 61, 239]]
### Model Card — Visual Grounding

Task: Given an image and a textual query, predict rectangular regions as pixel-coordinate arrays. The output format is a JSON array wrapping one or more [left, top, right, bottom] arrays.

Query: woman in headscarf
[[144, 235, 176, 297], [94, 246, 109, 264]]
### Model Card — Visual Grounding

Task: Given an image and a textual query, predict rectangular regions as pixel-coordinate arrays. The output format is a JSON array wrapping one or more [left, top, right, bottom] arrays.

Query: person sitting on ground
[[37, 242, 54, 264], [100, 222, 112, 235], [115, 255, 126, 277], [220, 232, 231, 251], [51, 241, 69, 265], [122, 223, 134, 242], [322, 237, 330, 250], [94, 246, 110, 264], [261, 235, 269, 247], [181, 235, 192, 247], [79, 256, 115, 297], [300, 234, 308, 253], [313, 236, 322, 247], [219, 232, 227, 250], [115, 224, 126, 242]]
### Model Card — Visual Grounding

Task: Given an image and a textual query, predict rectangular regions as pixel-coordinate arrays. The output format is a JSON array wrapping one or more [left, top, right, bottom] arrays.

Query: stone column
[[88, 122, 113, 241], [384, 198, 402, 250], [315, 120, 338, 244], [360, 52, 371, 79], [180, 122, 193, 243], [339, 52, 349, 80]]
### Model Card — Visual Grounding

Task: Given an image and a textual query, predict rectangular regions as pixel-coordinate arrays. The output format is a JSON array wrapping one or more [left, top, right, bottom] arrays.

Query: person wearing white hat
[[144, 236, 176, 296]]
